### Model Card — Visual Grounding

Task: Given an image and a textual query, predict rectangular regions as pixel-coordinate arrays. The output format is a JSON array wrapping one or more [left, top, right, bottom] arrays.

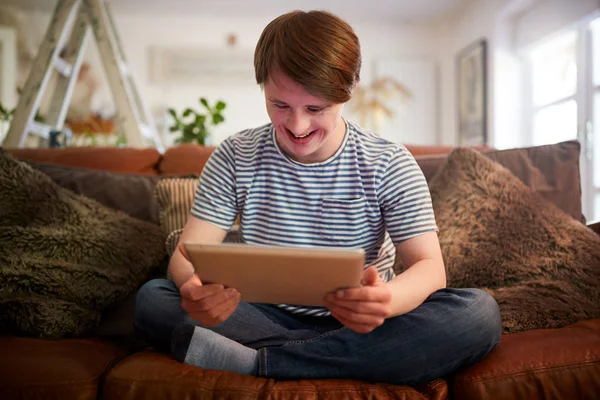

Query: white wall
[[434, 0, 600, 148], [2, 6, 439, 147], [114, 14, 439, 146], [430, 0, 518, 147]]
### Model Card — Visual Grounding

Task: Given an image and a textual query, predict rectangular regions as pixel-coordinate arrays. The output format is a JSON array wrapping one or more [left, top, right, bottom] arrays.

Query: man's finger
[[330, 310, 376, 334], [333, 286, 391, 303], [324, 296, 389, 317], [326, 301, 385, 325], [361, 267, 381, 286], [178, 243, 191, 261]]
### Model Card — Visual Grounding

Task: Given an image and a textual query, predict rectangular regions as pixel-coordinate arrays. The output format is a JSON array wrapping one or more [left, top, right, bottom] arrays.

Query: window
[[525, 15, 600, 222], [592, 18, 600, 220], [529, 31, 578, 146]]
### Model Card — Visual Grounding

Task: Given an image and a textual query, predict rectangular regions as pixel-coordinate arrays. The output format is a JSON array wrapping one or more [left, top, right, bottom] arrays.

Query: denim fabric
[[135, 279, 501, 385]]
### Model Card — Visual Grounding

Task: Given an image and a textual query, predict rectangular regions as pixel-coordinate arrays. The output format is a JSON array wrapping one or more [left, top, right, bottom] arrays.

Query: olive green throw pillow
[[428, 148, 600, 333], [0, 149, 167, 339]]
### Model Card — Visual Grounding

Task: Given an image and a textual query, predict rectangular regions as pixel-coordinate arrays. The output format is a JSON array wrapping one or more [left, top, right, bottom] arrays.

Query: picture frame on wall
[[456, 39, 487, 146]]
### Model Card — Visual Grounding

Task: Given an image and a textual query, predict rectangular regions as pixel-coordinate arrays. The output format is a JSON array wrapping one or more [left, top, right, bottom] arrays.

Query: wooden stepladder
[[3, 0, 163, 151]]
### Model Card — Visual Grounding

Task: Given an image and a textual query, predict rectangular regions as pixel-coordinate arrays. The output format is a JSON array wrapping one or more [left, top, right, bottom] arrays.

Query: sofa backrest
[[4, 140, 585, 223], [6, 147, 161, 175]]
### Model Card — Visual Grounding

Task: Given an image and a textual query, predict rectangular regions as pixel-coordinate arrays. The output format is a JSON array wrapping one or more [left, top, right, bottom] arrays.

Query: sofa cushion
[[103, 350, 449, 400], [416, 140, 584, 223], [155, 177, 199, 235], [25, 161, 161, 224], [0, 150, 167, 339], [452, 318, 600, 400], [0, 337, 126, 400], [7, 146, 161, 175], [155, 177, 242, 255], [428, 148, 600, 333], [158, 144, 216, 175]]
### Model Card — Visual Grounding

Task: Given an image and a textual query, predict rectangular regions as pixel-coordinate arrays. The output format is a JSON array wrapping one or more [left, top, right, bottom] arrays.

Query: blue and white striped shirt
[[191, 120, 438, 316]]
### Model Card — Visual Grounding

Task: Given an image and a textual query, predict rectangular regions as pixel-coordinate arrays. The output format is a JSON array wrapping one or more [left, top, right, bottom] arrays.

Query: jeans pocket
[[318, 197, 367, 246]]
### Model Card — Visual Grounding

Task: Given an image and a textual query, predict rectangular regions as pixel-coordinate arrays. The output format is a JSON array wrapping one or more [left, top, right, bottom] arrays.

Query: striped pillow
[[155, 177, 198, 235]]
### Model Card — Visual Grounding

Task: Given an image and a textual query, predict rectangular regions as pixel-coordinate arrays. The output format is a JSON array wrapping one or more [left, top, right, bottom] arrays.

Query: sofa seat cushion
[[452, 319, 600, 400], [0, 337, 126, 400], [103, 351, 449, 400]]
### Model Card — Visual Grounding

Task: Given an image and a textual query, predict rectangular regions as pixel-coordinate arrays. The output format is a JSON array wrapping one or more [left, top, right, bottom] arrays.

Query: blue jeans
[[134, 279, 501, 386]]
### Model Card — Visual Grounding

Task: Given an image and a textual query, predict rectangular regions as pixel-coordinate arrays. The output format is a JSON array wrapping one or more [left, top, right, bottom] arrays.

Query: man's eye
[[308, 108, 322, 113], [274, 104, 288, 109]]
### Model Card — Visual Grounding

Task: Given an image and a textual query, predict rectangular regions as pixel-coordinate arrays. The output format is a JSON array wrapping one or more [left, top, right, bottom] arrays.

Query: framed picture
[[456, 39, 487, 146]]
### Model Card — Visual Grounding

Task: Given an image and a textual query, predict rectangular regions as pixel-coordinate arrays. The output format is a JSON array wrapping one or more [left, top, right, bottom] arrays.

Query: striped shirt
[[191, 120, 438, 316]]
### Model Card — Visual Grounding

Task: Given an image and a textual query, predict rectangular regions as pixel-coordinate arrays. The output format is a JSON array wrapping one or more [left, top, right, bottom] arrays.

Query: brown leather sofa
[[1, 143, 599, 400]]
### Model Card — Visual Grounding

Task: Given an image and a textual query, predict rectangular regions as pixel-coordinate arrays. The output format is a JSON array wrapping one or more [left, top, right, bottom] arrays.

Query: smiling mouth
[[287, 127, 316, 139]]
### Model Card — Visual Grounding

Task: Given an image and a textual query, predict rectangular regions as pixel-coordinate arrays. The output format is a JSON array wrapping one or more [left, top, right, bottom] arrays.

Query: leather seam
[[104, 376, 420, 394], [455, 359, 600, 385]]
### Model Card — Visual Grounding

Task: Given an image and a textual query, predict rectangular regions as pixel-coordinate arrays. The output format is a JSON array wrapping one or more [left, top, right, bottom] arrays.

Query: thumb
[[362, 267, 381, 286], [178, 243, 191, 262], [190, 273, 203, 286]]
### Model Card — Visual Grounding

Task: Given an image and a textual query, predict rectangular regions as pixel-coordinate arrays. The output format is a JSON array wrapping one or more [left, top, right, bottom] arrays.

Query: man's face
[[263, 70, 346, 164]]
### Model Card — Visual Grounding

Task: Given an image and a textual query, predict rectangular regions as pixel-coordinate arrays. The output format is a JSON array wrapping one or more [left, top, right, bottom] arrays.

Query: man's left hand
[[324, 267, 392, 333]]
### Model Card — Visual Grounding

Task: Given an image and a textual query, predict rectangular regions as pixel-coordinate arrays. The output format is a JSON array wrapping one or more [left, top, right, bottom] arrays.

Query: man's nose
[[286, 111, 311, 136]]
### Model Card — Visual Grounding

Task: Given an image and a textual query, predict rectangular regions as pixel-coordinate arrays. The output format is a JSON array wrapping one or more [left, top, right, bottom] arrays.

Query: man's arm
[[324, 231, 445, 333], [169, 215, 228, 288], [387, 231, 446, 317]]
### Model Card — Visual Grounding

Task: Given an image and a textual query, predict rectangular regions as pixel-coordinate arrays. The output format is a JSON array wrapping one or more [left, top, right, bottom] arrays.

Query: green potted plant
[[168, 97, 226, 145]]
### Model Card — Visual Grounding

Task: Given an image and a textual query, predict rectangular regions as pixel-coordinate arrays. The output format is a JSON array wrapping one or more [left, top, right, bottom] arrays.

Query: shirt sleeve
[[377, 146, 438, 244], [190, 139, 237, 230]]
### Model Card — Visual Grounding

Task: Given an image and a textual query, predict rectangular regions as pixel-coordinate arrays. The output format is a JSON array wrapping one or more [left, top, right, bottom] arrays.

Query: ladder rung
[[140, 124, 153, 139], [53, 57, 74, 77], [118, 60, 130, 77], [27, 121, 53, 140]]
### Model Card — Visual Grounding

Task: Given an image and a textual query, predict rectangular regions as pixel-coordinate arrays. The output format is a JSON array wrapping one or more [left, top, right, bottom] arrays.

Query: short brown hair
[[254, 10, 361, 103]]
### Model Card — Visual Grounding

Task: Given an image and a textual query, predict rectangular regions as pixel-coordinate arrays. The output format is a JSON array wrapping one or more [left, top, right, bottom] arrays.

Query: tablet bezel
[[183, 242, 365, 306]]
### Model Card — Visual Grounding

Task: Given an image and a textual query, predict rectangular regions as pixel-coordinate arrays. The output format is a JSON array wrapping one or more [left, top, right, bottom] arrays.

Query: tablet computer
[[183, 242, 365, 306]]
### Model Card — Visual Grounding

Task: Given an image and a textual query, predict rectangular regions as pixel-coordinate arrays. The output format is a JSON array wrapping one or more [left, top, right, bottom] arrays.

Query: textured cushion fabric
[[103, 351, 449, 400], [155, 177, 199, 235], [6, 146, 161, 174], [25, 161, 160, 224], [0, 337, 126, 400], [0, 150, 167, 339], [427, 148, 600, 333], [155, 177, 241, 239], [416, 140, 584, 223]]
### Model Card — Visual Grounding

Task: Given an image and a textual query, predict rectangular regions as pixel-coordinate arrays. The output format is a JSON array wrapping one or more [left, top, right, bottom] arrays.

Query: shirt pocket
[[318, 197, 368, 246]]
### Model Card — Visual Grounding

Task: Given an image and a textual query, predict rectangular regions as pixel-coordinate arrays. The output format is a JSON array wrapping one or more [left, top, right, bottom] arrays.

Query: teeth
[[293, 131, 311, 138]]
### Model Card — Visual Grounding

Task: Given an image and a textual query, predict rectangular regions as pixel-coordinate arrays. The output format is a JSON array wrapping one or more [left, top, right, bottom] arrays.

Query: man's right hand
[[179, 273, 241, 327]]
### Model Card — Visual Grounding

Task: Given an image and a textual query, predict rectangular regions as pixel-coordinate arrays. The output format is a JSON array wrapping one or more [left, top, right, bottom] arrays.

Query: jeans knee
[[465, 288, 502, 350], [134, 279, 175, 327]]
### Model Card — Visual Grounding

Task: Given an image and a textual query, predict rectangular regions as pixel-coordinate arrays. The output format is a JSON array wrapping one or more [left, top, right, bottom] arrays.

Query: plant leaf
[[215, 101, 226, 110]]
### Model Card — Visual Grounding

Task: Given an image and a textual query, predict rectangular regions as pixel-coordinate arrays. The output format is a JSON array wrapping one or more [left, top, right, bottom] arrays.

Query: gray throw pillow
[[25, 160, 161, 224]]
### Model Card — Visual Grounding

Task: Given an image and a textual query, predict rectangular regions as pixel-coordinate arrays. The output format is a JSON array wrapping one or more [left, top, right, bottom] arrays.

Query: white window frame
[[522, 12, 600, 222]]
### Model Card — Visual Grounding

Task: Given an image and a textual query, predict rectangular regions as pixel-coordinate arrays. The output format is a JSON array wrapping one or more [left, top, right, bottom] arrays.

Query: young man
[[135, 10, 502, 385]]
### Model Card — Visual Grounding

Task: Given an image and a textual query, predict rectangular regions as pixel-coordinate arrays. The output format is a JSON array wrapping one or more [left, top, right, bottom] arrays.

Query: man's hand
[[324, 267, 392, 333], [178, 244, 241, 326]]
